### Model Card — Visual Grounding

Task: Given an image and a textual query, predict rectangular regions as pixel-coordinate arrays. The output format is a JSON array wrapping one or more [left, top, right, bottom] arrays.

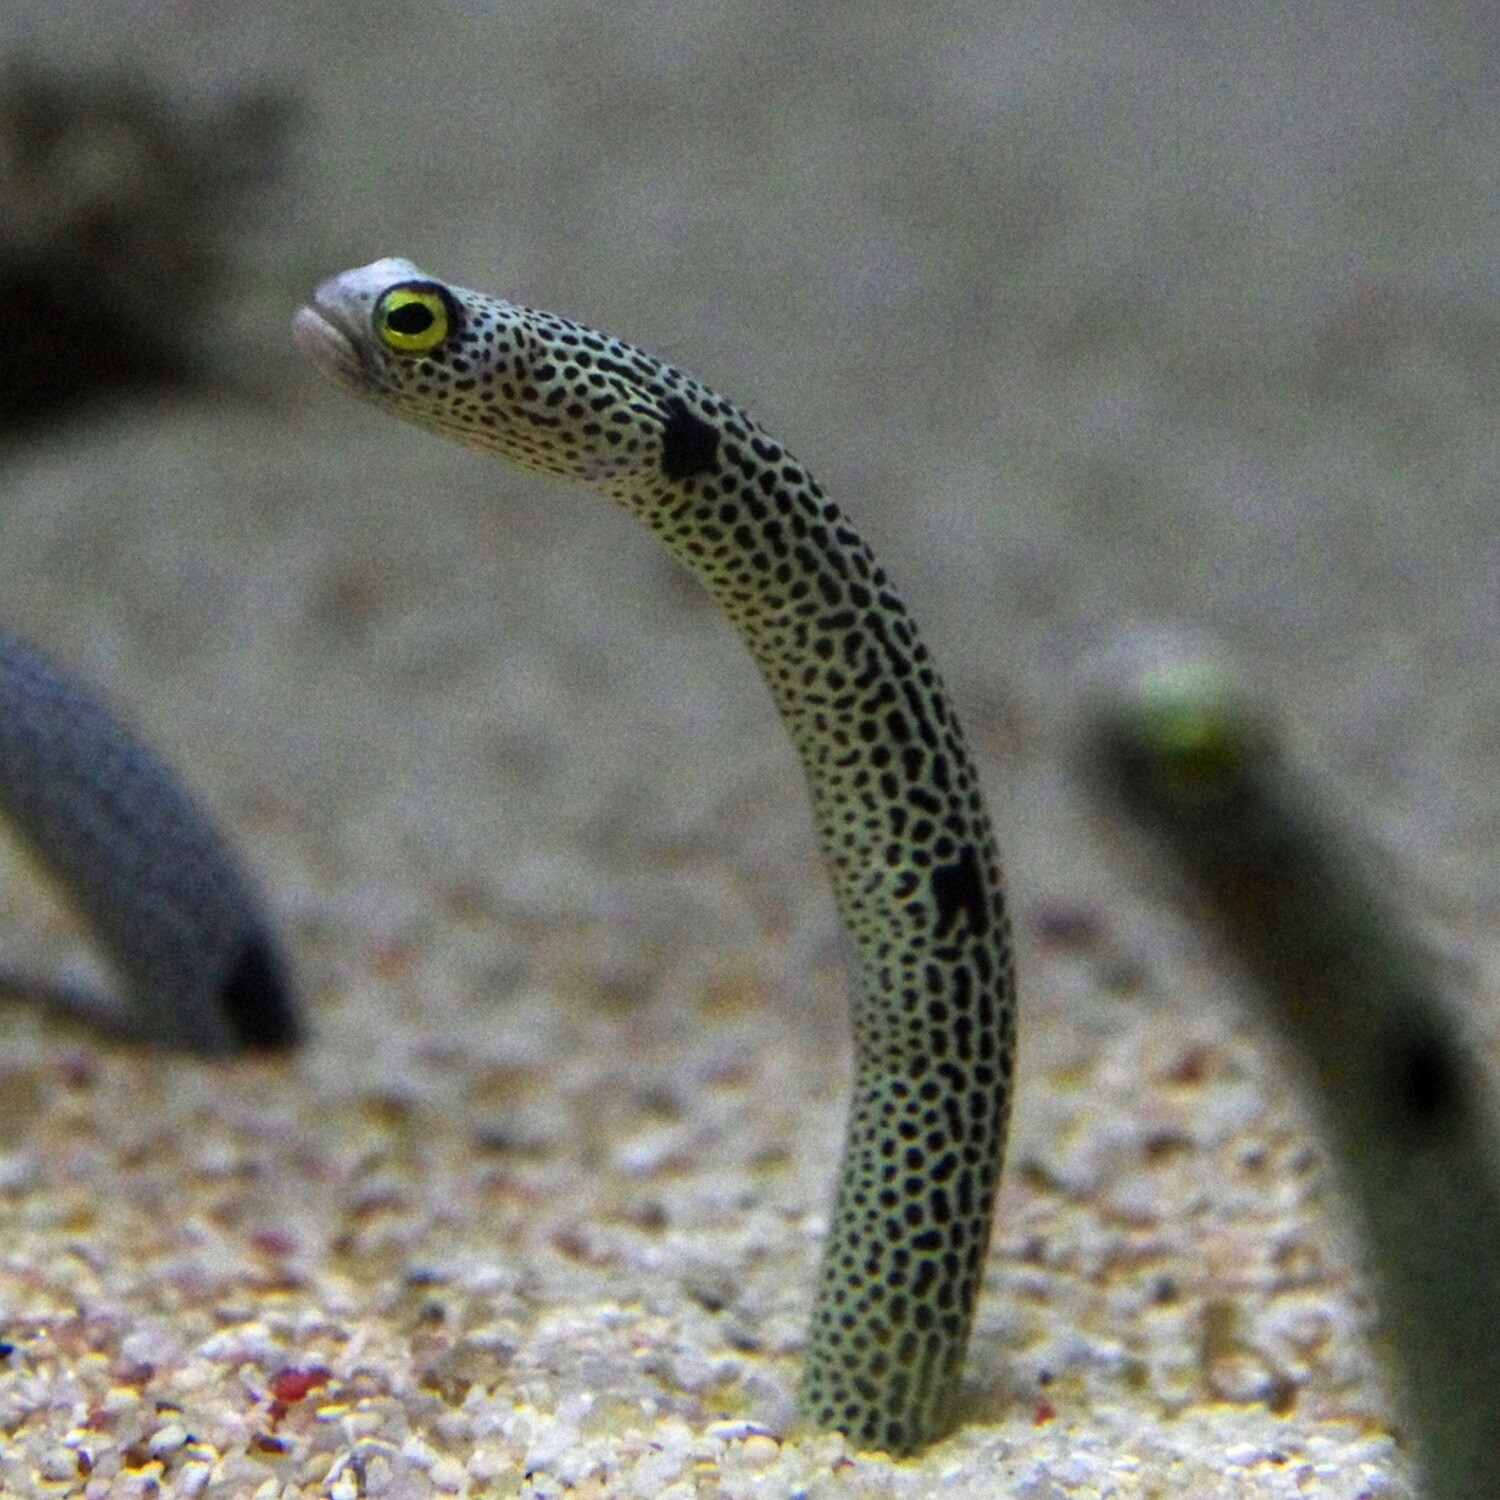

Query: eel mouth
[[292, 302, 368, 389]]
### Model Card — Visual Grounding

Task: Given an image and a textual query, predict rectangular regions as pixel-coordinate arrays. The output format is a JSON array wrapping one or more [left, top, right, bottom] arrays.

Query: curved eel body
[[296, 259, 1017, 1453], [0, 626, 297, 1053], [1082, 637, 1500, 1500]]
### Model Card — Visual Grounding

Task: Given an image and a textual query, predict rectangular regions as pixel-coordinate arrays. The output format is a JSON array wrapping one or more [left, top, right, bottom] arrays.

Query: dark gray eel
[[1081, 636, 1500, 1500], [0, 626, 296, 1053]]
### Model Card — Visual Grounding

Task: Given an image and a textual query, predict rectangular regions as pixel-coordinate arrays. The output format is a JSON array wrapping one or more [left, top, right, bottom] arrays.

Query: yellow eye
[[374, 284, 451, 353], [1127, 661, 1248, 800], [1146, 707, 1244, 794]]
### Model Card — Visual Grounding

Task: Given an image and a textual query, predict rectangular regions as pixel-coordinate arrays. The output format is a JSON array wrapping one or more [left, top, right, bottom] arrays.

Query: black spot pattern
[[316, 263, 1019, 1456]]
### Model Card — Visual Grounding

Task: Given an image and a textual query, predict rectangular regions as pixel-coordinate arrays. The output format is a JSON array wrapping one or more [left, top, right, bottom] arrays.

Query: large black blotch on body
[[660, 397, 720, 480], [931, 845, 990, 939], [220, 935, 300, 1050], [1384, 1019, 1466, 1139]]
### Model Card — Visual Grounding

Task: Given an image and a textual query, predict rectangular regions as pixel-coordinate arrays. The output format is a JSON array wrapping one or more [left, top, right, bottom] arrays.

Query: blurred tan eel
[[1080, 636, 1500, 1500], [0, 627, 297, 1053], [295, 259, 1017, 1454]]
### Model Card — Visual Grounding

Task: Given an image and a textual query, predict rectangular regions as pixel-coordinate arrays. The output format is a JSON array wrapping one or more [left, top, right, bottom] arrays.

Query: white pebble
[[0, 1152, 37, 1192], [429, 1455, 467, 1491], [177, 1460, 213, 1496], [37, 1446, 78, 1482], [199, 1322, 274, 1361], [148, 1422, 189, 1456]]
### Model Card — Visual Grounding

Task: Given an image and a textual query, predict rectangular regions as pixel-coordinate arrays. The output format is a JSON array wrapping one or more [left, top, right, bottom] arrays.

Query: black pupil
[[387, 301, 436, 336]]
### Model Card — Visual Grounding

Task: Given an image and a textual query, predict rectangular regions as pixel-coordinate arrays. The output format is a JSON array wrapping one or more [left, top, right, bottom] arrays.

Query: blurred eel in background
[[1079, 631, 1500, 1500], [0, 628, 298, 1053]]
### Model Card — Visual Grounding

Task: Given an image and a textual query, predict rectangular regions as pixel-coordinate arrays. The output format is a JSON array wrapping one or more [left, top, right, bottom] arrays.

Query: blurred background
[[2, 2, 1494, 950], [0, 0, 1495, 1489]]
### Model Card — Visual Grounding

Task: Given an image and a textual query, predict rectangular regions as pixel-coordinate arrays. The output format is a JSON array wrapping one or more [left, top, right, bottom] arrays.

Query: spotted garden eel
[[1081, 636, 1500, 1500], [0, 625, 297, 1053], [295, 258, 1017, 1454]]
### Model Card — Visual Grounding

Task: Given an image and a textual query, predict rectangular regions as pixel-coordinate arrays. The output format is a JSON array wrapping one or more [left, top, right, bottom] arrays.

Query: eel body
[[1082, 637, 1500, 1500], [296, 259, 1017, 1453], [0, 626, 297, 1053]]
